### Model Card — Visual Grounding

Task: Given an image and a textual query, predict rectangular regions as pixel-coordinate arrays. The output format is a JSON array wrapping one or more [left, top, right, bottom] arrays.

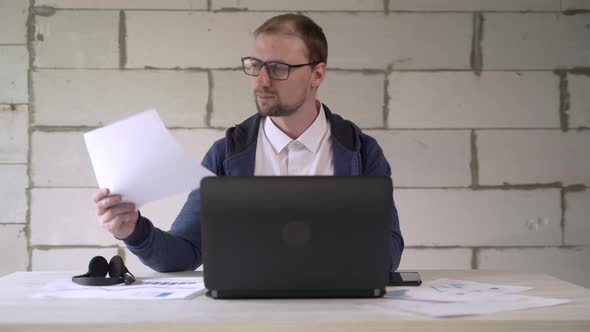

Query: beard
[[254, 89, 305, 117]]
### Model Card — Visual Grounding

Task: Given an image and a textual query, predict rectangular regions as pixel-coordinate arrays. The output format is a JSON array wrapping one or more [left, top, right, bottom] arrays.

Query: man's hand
[[94, 188, 139, 240]]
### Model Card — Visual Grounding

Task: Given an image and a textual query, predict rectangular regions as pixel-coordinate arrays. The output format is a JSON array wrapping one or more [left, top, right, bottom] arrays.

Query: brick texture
[[126, 12, 271, 69], [0, 105, 28, 163], [369, 130, 471, 187], [398, 248, 473, 270], [33, 69, 209, 127], [32, 247, 119, 271], [478, 130, 590, 185], [564, 190, 590, 245], [212, 0, 383, 11], [35, 0, 208, 9], [0, 165, 27, 224], [483, 14, 590, 69], [0, 46, 28, 103], [388, 72, 560, 129], [0, 0, 28, 44], [389, 0, 560, 11], [0, 225, 28, 276], [309, 13, 472, 69], [568, 74, 590, 129], [34, 10, 119, 68], [396, 189, 561, 246], [30, 188, 119, 246], [478, 247, 590, 289]]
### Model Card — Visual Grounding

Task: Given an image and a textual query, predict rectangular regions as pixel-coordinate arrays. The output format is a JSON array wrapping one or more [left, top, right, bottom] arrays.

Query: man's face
[[250, 33, 317, 117]]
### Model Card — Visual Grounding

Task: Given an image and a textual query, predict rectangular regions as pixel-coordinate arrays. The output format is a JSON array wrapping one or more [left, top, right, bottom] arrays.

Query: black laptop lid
[[200, 176, 392, 298]]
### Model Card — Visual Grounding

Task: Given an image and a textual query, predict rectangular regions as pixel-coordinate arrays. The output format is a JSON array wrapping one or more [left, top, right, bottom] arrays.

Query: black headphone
[[72, 255, 136, 286]]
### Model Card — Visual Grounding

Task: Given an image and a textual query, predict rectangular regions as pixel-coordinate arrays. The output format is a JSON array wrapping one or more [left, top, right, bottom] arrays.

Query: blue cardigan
[[124, 105, 404, 272]]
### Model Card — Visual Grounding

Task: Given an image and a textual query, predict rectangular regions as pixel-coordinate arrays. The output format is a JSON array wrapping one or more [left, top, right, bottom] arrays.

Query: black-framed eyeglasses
[[241, 57, 320, 80]]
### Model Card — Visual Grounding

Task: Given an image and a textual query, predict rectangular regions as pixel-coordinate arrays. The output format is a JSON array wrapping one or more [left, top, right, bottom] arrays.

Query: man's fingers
[[103, 212, 137, 233], [96, 195, 123, 215], [92, 188, 110, 203]]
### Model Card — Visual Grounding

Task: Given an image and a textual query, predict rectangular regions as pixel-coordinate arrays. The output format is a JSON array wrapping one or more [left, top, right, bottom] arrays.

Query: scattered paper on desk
[[384, 279, 569, 317], [84, 109, 214, 207], [32, 277, 206, 300]]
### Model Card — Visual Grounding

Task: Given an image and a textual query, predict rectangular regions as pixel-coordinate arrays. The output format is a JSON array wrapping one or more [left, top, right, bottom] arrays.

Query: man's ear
[[311, 62, 326, 89]]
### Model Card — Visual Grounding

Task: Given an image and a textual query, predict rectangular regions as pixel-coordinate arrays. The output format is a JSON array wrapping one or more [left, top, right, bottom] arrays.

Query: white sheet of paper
[[386, 278, 533, 302], [84, 109, 213, 207], [32, 277, 206, 300], [384, 279, 569, 317], [383, 294, 569, 318]]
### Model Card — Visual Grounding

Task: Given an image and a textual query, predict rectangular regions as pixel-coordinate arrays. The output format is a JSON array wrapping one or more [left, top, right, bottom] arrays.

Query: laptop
[[200, 176, 392, 299]]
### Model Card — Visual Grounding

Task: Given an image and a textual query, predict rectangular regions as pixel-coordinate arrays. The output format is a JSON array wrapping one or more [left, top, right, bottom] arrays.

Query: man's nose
[[254, 66, 272, 87]]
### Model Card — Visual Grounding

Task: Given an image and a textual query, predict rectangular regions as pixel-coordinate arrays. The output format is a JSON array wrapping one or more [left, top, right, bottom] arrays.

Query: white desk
[[0, 270, 589, 331]]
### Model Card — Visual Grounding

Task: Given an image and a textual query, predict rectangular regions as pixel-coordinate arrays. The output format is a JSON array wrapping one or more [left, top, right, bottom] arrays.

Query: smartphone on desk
[[388, 271, 422, 286]]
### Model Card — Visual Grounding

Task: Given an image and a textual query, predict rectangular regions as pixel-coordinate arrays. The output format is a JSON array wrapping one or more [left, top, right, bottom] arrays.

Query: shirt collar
[[263, 104, 327, 154]]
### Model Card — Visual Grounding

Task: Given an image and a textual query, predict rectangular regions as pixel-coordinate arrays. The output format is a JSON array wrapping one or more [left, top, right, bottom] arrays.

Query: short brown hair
[[254, 13, 328, 65]]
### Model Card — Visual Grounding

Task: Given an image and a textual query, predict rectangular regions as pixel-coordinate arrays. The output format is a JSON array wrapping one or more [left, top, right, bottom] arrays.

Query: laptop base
[[206, 288, 386, 299]]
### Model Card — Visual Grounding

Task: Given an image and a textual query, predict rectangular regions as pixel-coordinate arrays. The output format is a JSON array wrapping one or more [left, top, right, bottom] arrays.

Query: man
[[93, 13, 404, 272]]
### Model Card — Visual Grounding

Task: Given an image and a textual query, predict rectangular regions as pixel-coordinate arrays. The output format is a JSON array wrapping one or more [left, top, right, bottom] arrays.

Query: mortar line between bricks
[[0, 162, 28, 165], [24, 0, 36, 272], [30, 8, 565, 13], [471, 248, 478, 269], [31, 125, 225, 131], [0, 43, 26, 46], [0, 223, 27, 226], [561, 188, 566, 245]]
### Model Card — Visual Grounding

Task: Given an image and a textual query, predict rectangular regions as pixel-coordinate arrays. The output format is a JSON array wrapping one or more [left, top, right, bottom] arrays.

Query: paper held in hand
[[84, 109, 214, 207]]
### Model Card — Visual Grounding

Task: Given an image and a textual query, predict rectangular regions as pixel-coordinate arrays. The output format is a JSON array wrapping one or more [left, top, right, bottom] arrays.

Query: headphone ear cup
[[88, 256, 109, 277], [108, 255, 125, 279]]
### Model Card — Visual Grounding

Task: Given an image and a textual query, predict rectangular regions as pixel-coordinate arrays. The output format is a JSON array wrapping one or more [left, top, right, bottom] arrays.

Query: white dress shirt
[[254, 104, 334, 176]]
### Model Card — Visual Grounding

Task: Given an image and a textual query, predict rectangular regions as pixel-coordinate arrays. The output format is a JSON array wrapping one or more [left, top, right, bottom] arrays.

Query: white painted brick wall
[[398, 248, 473, 270], [319, 71, 384, 128], [564, 190, 590, 246], [0, 0, 28, 44], [388, 0, 560, 11], [478, 130, 590, 185], [35, 0, 208, 10], [309, 13, 472, 69], [32, 247, 119, 271], [0, 165, 27, 224], [568, 74, 590, 128], [396, 189, 562, 246], [388, 72, 560, 129], [31, 131, 95, 187], [0, 104, 28, 163], [483, 14, 590, 69], [34, 10, 119, 68], [368, 130, 471, 187], [478, 248, 590, 289], [212, 0, 383, 11], [31, 129, 223, 187], [0, 46, 28, 103], [210, 70, 258, 128], [562, 0, 590, 10], [126, 12, 272, 69], [172, 129, 226, 164], [33, 69, 209, 127], [0, 225, 28, 276], [30, 188, 119, 246]]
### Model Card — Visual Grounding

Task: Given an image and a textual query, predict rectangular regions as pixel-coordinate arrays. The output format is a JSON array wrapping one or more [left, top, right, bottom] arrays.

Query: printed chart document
[[384, 279, 569, 317], [32, 277, 206, 300], [84, 109, 213, 207]]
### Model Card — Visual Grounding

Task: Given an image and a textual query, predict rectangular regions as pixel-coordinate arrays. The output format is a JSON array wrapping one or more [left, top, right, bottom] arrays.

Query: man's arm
[[361, 134, 405, 272], [123, 189, 203, 272]]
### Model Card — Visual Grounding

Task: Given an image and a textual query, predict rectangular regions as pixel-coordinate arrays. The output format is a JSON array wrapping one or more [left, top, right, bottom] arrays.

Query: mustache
[[254, 88, 277, 96]]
